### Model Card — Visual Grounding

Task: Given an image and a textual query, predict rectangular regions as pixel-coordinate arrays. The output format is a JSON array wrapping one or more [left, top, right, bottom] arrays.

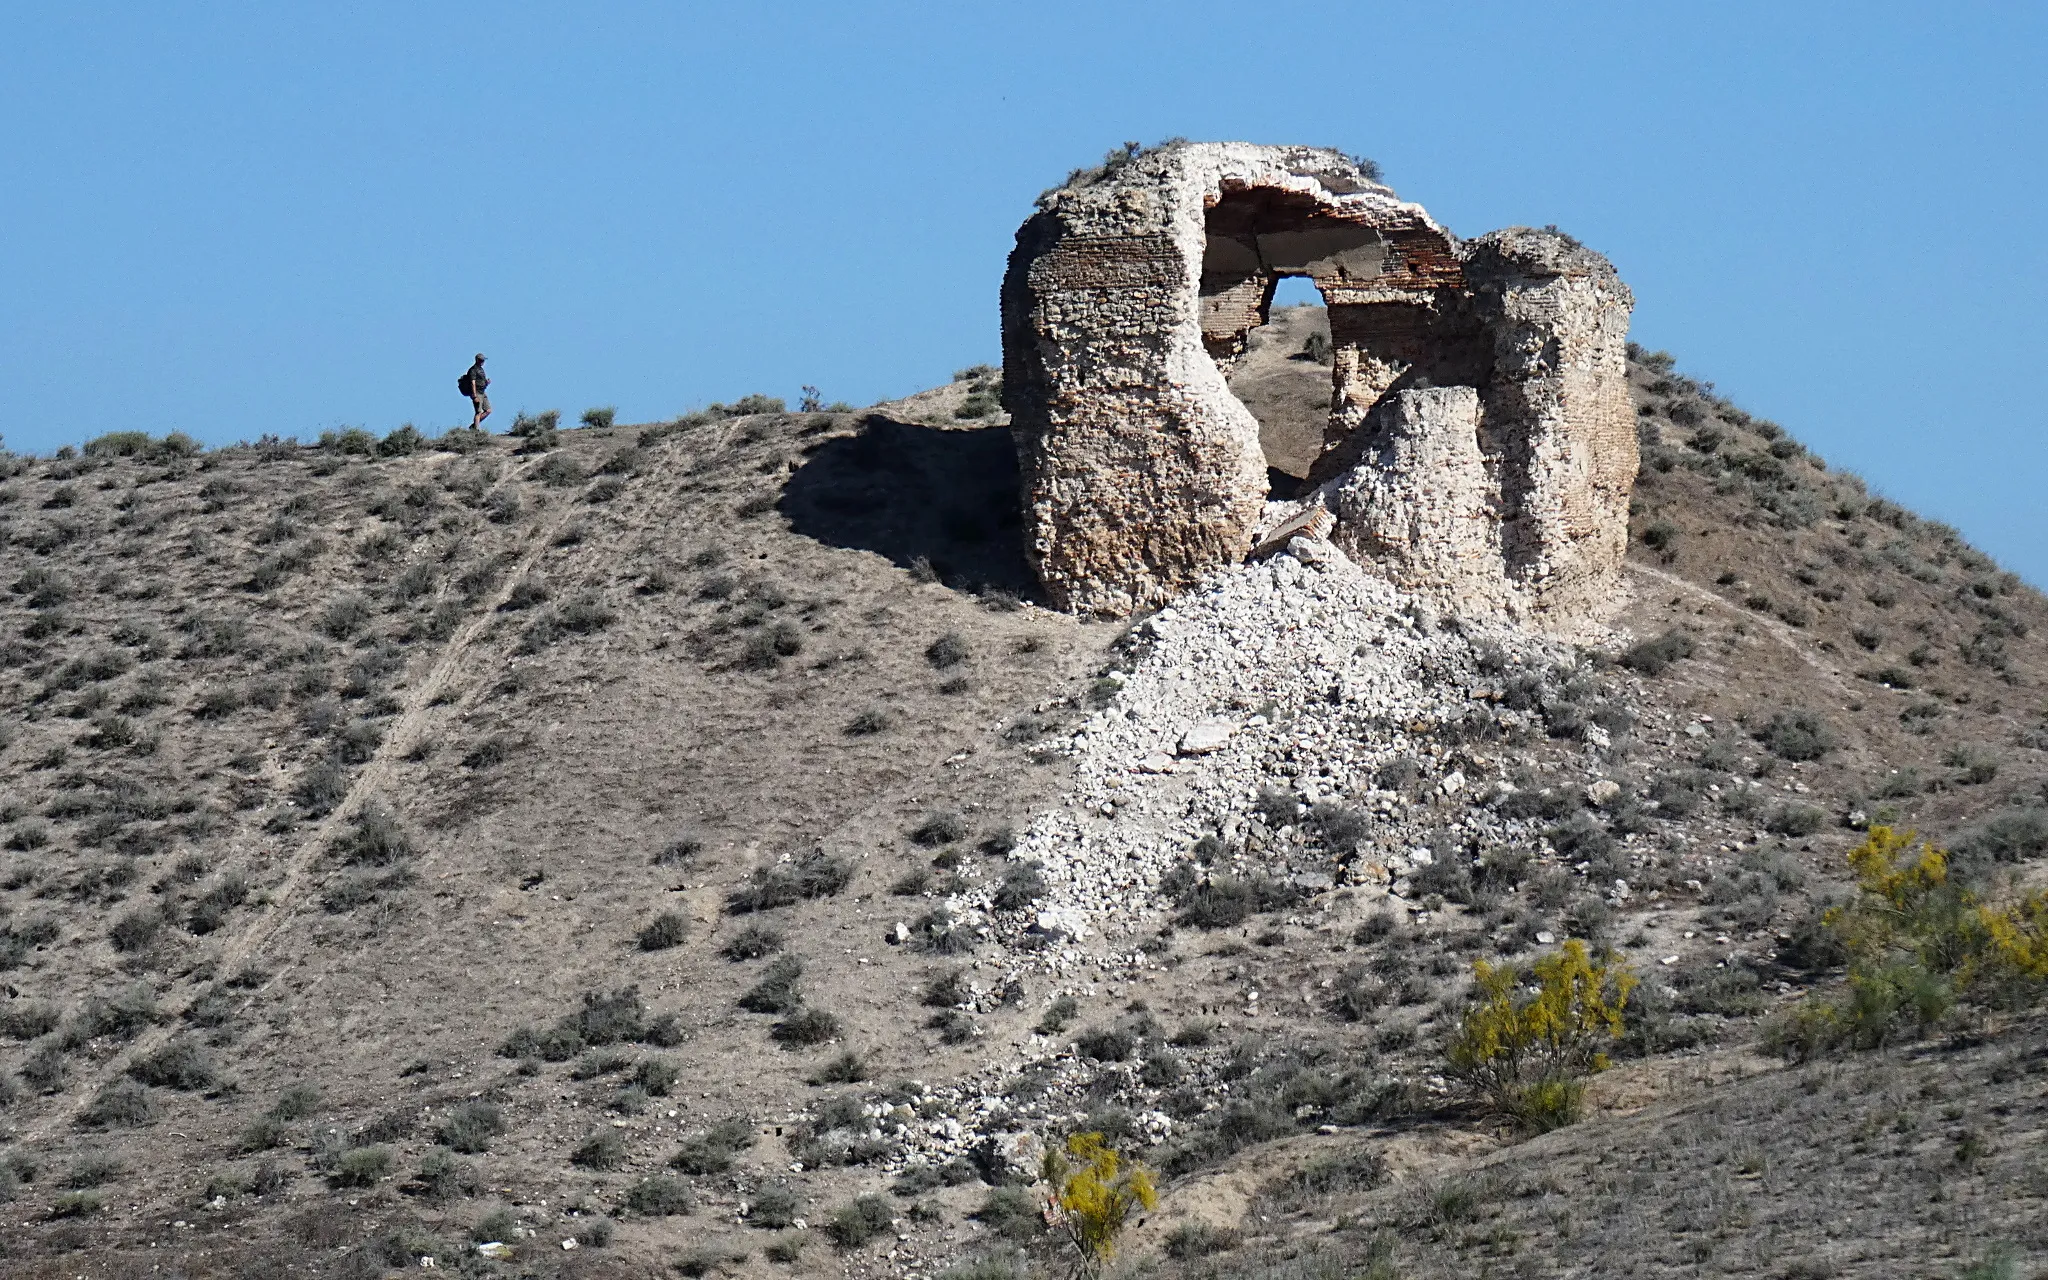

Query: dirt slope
[[0, 333, 2041, 1279]]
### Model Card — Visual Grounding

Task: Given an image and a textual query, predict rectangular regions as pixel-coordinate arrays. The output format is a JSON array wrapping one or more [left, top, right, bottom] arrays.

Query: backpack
[[457, 372, 475, 397]]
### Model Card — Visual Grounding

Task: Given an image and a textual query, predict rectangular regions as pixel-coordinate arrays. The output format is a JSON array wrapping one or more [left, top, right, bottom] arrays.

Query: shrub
[[739, 956, 804, 1013], [378, 424, 426, 456], [910, 811, 968, 847], [336, 804, 413, 865], [51, 1190, 103, 1218], [74, 985, 160, 1040], [992, 862, 1048, 911], [571, 1128, 628, 1170], [331, 1145, 392, 1187], [912, 906, 975, 954], [1041, 1133, 1158, 1268], [721, 923, 783, 961], [1038, 994, 1079, 1035], [1757, 709, 1837, 761], [79, 1080, 156, 1128], [295, 761, 350, 816], [84, 430, 154, 458], [845, 708, 891, 736], [0, 1002, 59, 1041], [21, 1044, 67, 1093], [638, 911, 689, 952], [1944, 743, 2002, 786], [1326, 964, 1384, 1022], [1075, 1026, 1137, 1062], [1266, 1145, 1389, 1205], [108, 907, 163, 953], [1952, 807, 2048, 868], [748, 1184, 799, 1229], [1165, 1222, 1243, 1259], [974, 1185, 1042, 1242], [61, 1155, 124, 1189], [1619, 630, 1696, 676], [824, 1194, 895, 1250], [460, 734, 512, 768], [772, 1008, 842, 1047], [634, 1056, 681, 1096], [1176, 874, 1299, 929], [654, 834, 704, 867], [1446, 940, 1635, 1132], [570, 1048, 633, 1080], [925, 632, 970, 669], [561, 595, 615, 634], [922, 968, 970, 1008], [438, 1100, 504, 1154], [127, 1039, 216, 1090], [741, 621, 803, 669], [624, 1175, 693, 1216], [581, 406, 617, 429], [670, 1116, 754, 1175], [320, 593, 373, 640], [1767, 804, 1829, 837], [726, 853, 853, 913], [809, 1051, 870, 1084], [1766, 828, 2048, 1059]]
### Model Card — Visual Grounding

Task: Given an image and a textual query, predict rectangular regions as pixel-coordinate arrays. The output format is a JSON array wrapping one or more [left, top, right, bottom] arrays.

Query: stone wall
[[1000, 141, 1637, 634]]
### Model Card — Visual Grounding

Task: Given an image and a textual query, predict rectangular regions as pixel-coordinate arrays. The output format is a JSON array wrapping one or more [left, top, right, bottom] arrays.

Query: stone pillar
[[1327, 387, 1510, 615]]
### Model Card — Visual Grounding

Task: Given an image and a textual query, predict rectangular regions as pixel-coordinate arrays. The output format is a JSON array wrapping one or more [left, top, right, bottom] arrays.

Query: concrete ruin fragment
[[1000, 141, 1636, 633]]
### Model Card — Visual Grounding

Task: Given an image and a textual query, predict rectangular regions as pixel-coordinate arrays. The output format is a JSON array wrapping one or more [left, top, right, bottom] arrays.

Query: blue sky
[[3, 2, 2044, 582]]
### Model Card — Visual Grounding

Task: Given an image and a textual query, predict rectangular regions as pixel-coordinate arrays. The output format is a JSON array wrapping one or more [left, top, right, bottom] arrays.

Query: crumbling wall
[[1001, 141, 1636, 632]]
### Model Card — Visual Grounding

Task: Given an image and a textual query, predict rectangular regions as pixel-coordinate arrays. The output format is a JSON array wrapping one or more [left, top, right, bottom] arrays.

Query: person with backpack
[[459, 353, 491, 429]]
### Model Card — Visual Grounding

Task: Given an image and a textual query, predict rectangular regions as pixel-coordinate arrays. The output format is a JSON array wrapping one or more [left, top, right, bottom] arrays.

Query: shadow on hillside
[[781, 415, 1037, 599]]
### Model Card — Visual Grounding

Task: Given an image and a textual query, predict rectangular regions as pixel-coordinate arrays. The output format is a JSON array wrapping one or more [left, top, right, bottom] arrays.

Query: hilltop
[[0, 329, 2042, 1279]]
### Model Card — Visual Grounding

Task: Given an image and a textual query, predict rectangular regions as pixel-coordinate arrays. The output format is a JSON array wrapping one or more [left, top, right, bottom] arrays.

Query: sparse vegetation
[[824, 1194, 894, 1250], [623, 1175, 693, 1216], [637, 910, 689, 951], [671, 1116, 754, 1175], [727, 853, 854, 913], [1767, 828, 2048, 1058], [437, 1100, 505, 1154], [722, 923, 783, 960]]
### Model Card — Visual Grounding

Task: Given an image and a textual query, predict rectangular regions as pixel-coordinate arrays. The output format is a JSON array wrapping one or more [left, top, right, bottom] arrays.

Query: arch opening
[[1198, 186, 1370, 501]]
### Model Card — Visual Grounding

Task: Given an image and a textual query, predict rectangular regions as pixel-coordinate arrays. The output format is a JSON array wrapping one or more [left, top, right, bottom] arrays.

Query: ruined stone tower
[[1000, 141, 1637, 634]]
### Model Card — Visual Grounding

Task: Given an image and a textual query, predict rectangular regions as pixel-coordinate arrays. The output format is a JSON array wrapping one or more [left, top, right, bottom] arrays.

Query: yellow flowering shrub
[[1040, 1131, 1158, 1272], [1770, 826, 2048, 1058], [1447, 939, 1636, 1133]]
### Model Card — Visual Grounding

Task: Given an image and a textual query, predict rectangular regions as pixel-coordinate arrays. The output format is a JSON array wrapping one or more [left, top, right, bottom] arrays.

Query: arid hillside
[[0, 329, 2043, 1280]]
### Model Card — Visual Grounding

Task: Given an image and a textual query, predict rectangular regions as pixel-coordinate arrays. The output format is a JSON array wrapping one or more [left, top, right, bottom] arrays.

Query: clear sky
[[3, 2, 2044, 582]]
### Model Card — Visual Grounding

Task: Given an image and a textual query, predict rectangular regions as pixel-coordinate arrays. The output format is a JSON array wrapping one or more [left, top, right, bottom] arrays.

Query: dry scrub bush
[[1767, 826, 2048, 1058], [1447, 939, 1635, 1133]]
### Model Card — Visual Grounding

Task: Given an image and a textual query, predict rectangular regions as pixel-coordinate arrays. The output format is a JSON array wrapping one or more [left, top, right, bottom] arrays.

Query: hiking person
[[459, 353, 491, 428]]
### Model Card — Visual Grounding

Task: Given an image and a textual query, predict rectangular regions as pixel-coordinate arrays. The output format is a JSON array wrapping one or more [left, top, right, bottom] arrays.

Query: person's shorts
[[470, 390, 491, 414]]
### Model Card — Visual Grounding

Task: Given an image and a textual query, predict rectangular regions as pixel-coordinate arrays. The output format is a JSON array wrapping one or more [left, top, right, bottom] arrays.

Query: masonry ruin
[[1000, 141, 1637, 634]]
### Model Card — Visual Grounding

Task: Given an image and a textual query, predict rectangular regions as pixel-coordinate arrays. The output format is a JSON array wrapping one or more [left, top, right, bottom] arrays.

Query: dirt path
[[27, 480, 576, 1141], [1628, 562, 1855, 700]]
